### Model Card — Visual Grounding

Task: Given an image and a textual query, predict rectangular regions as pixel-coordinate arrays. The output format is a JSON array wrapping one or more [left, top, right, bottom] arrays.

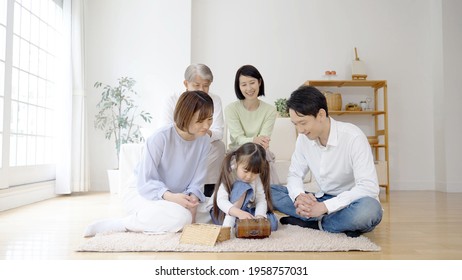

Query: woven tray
[[180, 224, 231, 246]]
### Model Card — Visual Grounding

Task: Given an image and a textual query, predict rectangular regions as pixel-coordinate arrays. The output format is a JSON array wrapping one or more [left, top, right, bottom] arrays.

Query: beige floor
[[0, 190, 461, 260]]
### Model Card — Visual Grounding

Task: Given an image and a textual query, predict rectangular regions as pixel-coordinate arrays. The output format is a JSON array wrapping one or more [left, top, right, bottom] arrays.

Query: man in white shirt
[[160, 64, 225, 197], [271, 85, 383, 237]]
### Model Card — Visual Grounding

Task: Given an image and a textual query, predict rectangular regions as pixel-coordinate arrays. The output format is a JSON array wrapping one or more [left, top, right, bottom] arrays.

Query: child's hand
[[236, 210, 255, 220]]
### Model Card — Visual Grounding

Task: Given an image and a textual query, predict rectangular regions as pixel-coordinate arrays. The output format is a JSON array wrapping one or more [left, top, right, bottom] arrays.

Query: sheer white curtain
[[55, 0, 89, 194]]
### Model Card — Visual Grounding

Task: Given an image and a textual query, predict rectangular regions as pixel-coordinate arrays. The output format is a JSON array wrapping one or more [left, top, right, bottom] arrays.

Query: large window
[[1, 0, 64, 189]]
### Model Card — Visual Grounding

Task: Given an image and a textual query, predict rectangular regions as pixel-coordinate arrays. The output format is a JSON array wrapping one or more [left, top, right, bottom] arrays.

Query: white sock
[[83, 218, 126, 237]]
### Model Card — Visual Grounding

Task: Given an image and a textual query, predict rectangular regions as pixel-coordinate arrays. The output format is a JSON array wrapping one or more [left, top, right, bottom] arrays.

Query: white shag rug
[[77, 225, 380, 252]]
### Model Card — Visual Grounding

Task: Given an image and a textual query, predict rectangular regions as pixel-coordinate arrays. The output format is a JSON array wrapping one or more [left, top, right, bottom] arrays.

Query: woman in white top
[[210, 142, 278, 232], [84, 91, 214, 237]]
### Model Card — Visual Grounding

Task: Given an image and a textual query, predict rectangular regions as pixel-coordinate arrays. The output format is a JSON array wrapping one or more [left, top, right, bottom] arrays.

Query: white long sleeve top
[[216, 176, 268, 218], [286, 117, 380, 214], [160, 91, 224, 142], [135, 124, 210, 202]]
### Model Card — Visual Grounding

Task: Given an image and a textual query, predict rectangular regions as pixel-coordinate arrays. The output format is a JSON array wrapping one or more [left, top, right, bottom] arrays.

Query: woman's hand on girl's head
[[253, 135, 270, 149]]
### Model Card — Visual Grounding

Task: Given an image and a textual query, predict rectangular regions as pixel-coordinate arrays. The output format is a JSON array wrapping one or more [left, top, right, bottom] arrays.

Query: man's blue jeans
[[271, 185, 382, 235]]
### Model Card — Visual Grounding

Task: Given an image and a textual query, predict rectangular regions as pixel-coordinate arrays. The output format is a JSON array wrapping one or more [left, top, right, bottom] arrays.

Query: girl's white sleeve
[[254, 178, 268, 217], [216, 184, 234, 215]]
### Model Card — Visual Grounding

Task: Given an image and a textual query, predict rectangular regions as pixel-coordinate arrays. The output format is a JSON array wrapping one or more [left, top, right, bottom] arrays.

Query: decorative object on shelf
[[360, 100, 368, 111], [323, 70, 337, 80], [94, 77, 152, 162], [345, 102, 362, 111], [274, 98, 289, 117], [367, 136, 379, 145], [322, 91, 342, 111], [306, 80, 389, 194], [366, 97, 373, 111], [352, 47, 367, 80], [375, 161, 388, 186]]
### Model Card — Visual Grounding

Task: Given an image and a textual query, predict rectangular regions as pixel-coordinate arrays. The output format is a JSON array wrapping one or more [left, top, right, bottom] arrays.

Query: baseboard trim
[[0, 181, 57, 212]]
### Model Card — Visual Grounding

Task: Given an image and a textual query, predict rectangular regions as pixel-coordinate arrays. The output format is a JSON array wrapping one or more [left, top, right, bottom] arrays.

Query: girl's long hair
[[212, 143, 273, 222]]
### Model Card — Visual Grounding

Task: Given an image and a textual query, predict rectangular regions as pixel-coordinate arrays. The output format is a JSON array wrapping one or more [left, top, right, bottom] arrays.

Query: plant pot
[[107, 169, 121, 195]]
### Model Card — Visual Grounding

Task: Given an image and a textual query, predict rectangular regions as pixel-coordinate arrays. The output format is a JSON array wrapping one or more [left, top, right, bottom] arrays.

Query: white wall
[[438, 0, 462, 192], [432, 0, 446, 193], [84, 0, 462, 192], [84, 0, 191, 191], [191, 0, 461, 192]]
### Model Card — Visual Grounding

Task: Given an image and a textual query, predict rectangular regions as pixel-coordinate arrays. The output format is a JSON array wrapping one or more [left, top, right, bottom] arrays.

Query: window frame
[[1, 0, 64, 189]]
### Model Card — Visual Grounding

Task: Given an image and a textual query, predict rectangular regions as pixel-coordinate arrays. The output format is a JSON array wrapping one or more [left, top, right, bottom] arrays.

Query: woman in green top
[[225, 65, 280, 184]]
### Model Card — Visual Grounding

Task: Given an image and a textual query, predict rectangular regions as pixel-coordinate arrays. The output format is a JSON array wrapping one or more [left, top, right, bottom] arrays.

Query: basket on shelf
[[345, 103, 362, 111], [322, 91, 342, 111], [367, 136, 379, 145]]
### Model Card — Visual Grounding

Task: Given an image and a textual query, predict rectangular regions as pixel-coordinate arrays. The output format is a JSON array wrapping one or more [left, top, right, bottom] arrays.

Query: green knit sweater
[[225, 100, 277, 150]]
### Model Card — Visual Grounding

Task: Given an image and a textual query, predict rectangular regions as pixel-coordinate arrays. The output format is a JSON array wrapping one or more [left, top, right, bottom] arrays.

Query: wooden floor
[[0, 190, 461, 260]]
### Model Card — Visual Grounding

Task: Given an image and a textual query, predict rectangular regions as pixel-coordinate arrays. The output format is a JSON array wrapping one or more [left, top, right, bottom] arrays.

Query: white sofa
[[270, 118, 318, 190], [269, 117, 300, 185], [119, 143, 144, 197]]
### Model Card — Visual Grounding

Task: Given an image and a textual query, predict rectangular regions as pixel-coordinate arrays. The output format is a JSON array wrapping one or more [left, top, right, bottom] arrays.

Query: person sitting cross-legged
[[271, 85, 383, 238]]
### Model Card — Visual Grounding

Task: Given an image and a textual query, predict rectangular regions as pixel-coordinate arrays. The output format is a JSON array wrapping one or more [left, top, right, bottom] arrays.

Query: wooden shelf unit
[[305, 80, 389, 194]]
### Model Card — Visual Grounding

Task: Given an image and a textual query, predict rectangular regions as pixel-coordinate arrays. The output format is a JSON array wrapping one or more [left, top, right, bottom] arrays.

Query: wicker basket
[[345, 103, 362, 111], [367, 136, 379, 145], [180, 224, 231, 246], [323, 91, 342, 111]]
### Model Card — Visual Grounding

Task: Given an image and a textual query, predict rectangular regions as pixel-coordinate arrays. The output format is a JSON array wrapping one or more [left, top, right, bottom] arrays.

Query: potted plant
[[274, 98, 289, 117], [94, 77, 152, 193]]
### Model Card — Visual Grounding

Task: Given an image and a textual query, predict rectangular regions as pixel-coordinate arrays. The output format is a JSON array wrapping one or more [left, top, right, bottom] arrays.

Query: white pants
[[205, 140, 225, 185], [118, 141, 218, 233], [122, 189, 213, 233]]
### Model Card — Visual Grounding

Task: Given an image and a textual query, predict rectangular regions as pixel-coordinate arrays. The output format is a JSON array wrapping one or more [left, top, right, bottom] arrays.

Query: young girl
[[84, 90, 214, 237], [211, 142, 278, 232]]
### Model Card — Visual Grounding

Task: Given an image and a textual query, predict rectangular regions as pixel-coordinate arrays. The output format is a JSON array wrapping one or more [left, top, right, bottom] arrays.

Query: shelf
[[370, 144, 386, 148], [307, 80, 387, 89], [329, 110, 386, 116], [306, 79, 389, 195]]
